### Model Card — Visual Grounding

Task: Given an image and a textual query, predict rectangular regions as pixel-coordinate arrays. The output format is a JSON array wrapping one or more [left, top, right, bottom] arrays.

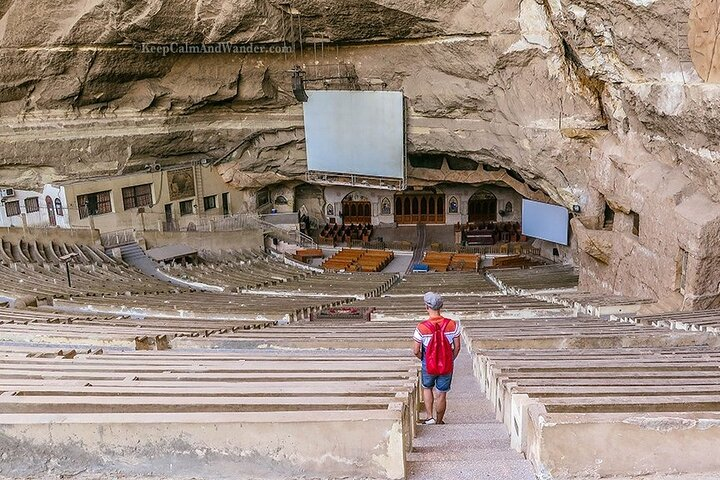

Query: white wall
[[0, 185, 70, 228]]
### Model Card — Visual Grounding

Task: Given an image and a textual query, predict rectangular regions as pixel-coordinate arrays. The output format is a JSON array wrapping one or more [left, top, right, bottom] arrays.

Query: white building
[[0, 185, 70, 229]]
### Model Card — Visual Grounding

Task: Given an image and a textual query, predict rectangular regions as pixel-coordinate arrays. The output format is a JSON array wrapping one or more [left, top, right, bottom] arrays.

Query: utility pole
[[58, 252, 79, 288]]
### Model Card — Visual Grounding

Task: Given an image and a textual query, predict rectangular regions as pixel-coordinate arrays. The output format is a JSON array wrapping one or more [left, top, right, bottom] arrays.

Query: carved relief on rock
[[689, 0, 720, 82]]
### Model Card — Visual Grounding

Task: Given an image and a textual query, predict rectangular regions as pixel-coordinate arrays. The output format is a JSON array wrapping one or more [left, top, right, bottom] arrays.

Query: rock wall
[[0, 0, 719, 309]]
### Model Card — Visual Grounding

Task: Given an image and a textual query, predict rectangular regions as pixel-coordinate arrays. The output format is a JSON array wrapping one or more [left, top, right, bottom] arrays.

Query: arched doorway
[[394, 193, 445, 224], [341, 193, 372, 224], [45, 196, 56, 226], [468, 190, 497, 223]]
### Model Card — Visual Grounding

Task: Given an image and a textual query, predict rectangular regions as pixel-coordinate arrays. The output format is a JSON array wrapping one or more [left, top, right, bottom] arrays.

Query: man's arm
[[452, 336, 461, 359], [413, 340, 422, 359]]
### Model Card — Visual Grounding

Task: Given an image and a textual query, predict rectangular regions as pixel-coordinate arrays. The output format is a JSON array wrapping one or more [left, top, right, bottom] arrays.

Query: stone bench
[[0, 347, 421, 479], [0, 410, 407, 480]]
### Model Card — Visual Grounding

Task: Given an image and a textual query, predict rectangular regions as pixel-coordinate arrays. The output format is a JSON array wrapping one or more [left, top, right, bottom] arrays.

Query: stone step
[[407, 457, 536, 479]]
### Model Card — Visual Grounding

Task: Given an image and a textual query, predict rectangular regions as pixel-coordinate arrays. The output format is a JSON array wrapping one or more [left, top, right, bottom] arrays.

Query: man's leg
[[423, 387, 434, 420], [434, 391, 447, 424]]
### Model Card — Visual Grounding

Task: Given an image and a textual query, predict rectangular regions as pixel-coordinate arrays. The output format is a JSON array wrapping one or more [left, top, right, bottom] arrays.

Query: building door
[[394, 194, 445, 224], [163, 203, 175, 231], [45, 196, 56, 226], [221, 192, 229, 216], [468, 190, 497, 223], [342, 200, 372, 224]]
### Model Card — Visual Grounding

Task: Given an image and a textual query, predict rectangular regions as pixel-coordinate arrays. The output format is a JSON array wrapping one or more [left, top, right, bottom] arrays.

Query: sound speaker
[[292, 71, 308, 102]]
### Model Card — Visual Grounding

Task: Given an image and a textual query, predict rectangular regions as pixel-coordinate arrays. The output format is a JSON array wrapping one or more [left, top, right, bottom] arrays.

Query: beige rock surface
[[689, 0, 720, 82], [0, 0, 719, 308]]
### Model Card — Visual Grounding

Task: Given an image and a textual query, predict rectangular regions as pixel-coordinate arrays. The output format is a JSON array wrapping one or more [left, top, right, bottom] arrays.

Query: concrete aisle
[[406, 349, 537, 480]]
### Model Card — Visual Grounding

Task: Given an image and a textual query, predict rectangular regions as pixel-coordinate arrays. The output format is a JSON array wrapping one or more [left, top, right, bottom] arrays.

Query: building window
[[256, 188, 270, 209], [179, 199, 194, 216], [380, 197, 391, 215], [203, 195, 217, 211], [448, 196, 459, 214], [55, 198, 63, 216], [24, 197, 39, 213], [78, 191, 112, 219], [4, 200, 20, 217], [275, 195, 288, 205], [122, 184, 153, 210], [505, 201, 513, 214]]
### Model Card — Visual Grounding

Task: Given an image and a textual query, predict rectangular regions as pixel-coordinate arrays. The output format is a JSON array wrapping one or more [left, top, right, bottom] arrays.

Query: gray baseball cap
[[424, 292, 444, 310]]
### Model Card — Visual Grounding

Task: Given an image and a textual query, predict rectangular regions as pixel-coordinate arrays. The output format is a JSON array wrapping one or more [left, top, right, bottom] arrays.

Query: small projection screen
[[521, 199, 569, 245], [303, 90, 405, 179]]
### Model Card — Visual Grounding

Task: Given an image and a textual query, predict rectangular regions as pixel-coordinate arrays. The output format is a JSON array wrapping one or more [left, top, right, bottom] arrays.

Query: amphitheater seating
[[0, 308, 278, 350], [0, 254, 179, 304], [489, 255, 545, 269], [54, 291, 350, 323], [0, 346, 418, 480], [356, 249, 394, 272], [465, 313, 720, 479], [531, 291, 656, 316], [319, 223, 374, 246], [357, 296, 571, 320], [390, 272, 496, 296], [293, 248, 324, 263], [161, 250, 312, 291], [622, 308, 720, 333], [487, 264, 579, 291], [322, 248, 394, 273], [421, 251, 453, 271], [421, 252, 479, 272], [322, 248, 364, 270], [449, 253, 480, 271], [456, 221, 525, 245], [247, 272, 398, 299]]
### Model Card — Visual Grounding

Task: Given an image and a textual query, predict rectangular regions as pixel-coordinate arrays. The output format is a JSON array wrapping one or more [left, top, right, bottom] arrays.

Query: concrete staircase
[[116, 243, 194, 290], [406, 350, 536, 480]]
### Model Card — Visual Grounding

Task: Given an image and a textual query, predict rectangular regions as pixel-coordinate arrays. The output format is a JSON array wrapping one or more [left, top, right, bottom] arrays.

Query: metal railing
[[159, 213, 317, 248], [252, 216, 316, 248], [101, 229, 136, 248]]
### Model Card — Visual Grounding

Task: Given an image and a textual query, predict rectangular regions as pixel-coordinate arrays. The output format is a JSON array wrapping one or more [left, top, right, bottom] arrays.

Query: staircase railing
[[250, 216, 317, 248], [101, 229, 136, 249]]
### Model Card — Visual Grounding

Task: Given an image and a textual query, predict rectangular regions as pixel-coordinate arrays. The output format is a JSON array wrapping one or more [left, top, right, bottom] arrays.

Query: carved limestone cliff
[[0, 0, 719, 308]]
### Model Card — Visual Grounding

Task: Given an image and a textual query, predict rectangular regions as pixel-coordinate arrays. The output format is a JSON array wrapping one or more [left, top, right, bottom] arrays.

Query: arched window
[[448, 196, 459, 214], [54, 198, 63, 216], [505, 201, 513, 214], [381, 197, 391, 215]]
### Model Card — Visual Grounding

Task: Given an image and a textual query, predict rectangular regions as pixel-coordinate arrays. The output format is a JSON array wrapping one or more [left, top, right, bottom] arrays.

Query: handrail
[[101, 229, 136, 248], [250, 216, 317, 248]]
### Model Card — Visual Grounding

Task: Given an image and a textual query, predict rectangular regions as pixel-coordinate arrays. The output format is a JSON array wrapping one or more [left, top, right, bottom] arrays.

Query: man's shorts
[[421, 369, 453, 392]]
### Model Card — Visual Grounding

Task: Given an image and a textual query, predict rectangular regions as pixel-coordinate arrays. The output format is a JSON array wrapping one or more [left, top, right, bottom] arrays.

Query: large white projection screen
[[522, 199, 570, 245], [303, 90, 405, 178]]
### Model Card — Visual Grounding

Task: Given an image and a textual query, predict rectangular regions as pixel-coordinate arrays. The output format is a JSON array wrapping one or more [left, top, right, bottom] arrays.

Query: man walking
[[412, 292, 461, 425]]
